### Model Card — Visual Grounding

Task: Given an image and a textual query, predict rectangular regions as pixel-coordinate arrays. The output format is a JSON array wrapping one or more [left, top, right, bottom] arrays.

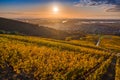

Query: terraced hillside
[[0, 34, 120, 80]]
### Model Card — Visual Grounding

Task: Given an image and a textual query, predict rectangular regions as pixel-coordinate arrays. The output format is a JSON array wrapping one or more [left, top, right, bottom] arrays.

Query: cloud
[[90, 0, 120, 12], [107, 5, 120, 12], [74, 0, 120, 12]]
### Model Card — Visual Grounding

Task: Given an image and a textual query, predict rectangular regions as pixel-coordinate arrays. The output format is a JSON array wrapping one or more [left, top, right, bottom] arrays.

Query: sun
[[53, 6, 59, 13]]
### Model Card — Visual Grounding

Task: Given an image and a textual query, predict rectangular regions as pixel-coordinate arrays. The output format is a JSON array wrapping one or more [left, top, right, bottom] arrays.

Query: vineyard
[[0, 34, 120, 80]]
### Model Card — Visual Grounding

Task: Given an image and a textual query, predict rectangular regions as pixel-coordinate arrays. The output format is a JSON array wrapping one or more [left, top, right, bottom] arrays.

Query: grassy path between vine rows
[[101, 55, 117, 80], [77, 54, 113, 80]]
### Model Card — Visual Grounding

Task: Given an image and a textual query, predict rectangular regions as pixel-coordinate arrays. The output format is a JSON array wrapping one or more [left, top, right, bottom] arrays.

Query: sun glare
[[53, 6, 59, 13]]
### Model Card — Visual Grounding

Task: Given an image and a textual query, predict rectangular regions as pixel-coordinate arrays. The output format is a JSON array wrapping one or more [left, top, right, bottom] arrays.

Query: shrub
[[0, 30, 6, 34]]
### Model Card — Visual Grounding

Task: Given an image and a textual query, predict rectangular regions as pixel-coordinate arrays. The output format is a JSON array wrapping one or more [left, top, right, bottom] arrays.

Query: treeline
[[0, 30, 23, 35]]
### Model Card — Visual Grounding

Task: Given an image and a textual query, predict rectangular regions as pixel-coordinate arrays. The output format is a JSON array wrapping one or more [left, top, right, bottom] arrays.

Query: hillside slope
[[0, 34, 110, 79], [0, 34, 120, 80], [0, 17, 69, 39]]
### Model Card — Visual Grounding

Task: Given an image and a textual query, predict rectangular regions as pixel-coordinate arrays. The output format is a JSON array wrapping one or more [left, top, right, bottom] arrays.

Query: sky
[[0, 0, 120, 19]]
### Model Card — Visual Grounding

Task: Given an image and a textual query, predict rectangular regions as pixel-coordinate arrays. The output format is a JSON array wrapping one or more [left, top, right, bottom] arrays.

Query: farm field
[[0, 34, 120, 80]]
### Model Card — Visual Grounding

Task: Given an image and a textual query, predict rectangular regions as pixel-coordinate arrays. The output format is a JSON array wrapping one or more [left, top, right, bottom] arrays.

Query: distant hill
[[73, 23, 120, 35], [0, 17, 69, 39], [18, 18, 120, 36]]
